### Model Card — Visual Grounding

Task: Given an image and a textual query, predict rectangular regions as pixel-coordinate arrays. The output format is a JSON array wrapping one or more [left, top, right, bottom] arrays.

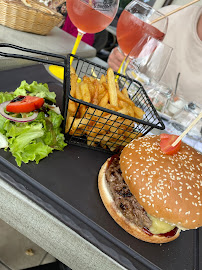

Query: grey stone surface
[[0, 219, 55, 270], [0, 263, 9, 270], [0, 25, 96, 71], [0, 179, 126, 270]]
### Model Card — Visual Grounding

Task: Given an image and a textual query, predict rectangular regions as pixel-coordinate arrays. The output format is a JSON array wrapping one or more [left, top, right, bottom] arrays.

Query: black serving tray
[[0, 62, 201, 270]]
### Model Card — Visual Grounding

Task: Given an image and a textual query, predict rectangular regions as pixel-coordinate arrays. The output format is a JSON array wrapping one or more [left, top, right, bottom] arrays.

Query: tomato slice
[[160, 133, 181, 155], [6, 96, 44, 113]]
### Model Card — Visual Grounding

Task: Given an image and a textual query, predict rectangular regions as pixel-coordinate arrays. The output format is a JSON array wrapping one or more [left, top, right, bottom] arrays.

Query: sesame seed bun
[[98, 159, 180, 243], [120, 135, 202, 230]]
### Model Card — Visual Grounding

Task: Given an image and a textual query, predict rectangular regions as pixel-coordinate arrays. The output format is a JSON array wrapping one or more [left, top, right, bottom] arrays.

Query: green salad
[[0, 81, 67, 166]]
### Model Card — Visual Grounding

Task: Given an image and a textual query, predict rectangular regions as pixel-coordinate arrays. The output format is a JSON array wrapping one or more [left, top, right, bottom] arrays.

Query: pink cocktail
[[115, 0, 168, 74], [117, 9, 165, 56], [66, 0, 119, 64], [66, 0, 115, 33]]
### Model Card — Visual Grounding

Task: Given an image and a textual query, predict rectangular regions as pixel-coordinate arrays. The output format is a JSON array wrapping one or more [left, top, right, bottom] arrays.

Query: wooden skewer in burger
[[98, 131, 202, 243]]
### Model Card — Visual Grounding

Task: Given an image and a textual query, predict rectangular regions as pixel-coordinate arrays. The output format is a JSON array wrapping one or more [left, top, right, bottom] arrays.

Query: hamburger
[[98, 135, 202, 243]]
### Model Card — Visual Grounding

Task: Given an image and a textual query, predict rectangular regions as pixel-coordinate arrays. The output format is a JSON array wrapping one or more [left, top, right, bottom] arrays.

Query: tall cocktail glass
[[116, 0, 168, 74], [49, 0, 119, 79]]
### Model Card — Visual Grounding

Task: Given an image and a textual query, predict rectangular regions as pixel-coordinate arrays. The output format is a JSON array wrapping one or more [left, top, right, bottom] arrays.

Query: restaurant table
[[0, 25, 96, 70], [0, 63, 201, 270]]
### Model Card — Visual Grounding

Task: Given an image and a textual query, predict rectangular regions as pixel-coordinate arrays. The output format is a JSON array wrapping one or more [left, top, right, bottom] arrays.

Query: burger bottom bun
[[98, 160, 181, 244]]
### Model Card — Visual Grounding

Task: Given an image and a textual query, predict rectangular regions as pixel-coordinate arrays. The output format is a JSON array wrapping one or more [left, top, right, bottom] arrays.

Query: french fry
[[122, 87, 129, 98], [89, 76, 95, 82], [118, 100, 134, 117], [75, 117, 89, 129], [91, 89, 98, 105], [68, 100, 77, 115], [86, 123, 108, 136], [75, 83, 82, 100], [123, 129, 134, 138], [66, 115, 82, 134], [66, 67, 145, 152], [73, 128, 85, 137], [116, 89, 134, 106], [117, 107, 129, 116], [86, 107, 104, 118], [70, 73, 78, 98], [127, 106, 135, 117], [105, 103, 120, 112], [100, 141, 108, 149], [87, 81, 95, 98], [98, 83, 106, 95], [96, 133, 112, 142], [70, 66, 76, 75], [100, 74, 106, 84], [133, 105, 145, 119], [79, 105, 87, 118], [65, 112, 72, 133], [98, 91, 107, 104], [107, 68, 118, 107], [99, 92, 109, 107], [87, 137, 97, 147], [83, 75, 90, 83], [109, 123, 125, 135], [80, 82, 91, 103], [121, 118, 134, 128], [102, 82, 109, 92]]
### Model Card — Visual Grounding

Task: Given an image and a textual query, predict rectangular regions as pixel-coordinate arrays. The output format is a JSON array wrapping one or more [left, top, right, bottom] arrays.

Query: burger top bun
[[120, 135, 202, 230]]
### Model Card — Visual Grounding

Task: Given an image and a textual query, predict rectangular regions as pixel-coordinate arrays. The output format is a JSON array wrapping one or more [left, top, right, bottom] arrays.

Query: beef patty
[[106, 155, 152, 229]]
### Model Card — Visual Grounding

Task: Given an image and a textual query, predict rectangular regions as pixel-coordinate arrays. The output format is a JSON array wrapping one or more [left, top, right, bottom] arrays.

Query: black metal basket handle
[[0, 43, 67, 67]]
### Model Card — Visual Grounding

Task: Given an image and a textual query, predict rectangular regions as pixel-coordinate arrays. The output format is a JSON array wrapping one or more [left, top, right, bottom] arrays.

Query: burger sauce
[[143, 227, 178, 238]]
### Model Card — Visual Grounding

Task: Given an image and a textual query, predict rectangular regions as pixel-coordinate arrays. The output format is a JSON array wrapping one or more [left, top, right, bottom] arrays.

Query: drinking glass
[[116, 0, 168, 73], [49, 0, 119, 80], [164, 94, 187, 117], [145, 83, 172, 114], [121, 34, 173, 85], [166, 102, 202, 141], [67, 0, 119, 64]]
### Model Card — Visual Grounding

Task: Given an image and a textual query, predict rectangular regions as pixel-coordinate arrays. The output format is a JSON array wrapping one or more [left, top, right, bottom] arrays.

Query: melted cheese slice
[[148, 215, 175, 234]]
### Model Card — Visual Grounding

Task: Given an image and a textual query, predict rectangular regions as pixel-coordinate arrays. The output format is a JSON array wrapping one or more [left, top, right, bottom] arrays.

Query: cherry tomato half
[[160, 133, 181, 155], [6, 96, 44, 113]]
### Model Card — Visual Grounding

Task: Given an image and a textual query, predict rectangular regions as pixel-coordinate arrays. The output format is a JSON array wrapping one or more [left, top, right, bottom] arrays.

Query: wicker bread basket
[[0, 0, 64, 35]]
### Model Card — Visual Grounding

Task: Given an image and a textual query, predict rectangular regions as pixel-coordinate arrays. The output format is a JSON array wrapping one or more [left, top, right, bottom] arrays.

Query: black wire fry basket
[[0, 44, 165, 154], [64, 54, 165, 153]]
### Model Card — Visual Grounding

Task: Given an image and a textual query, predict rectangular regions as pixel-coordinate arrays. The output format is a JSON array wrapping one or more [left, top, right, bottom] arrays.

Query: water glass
[[145, 82, 172, 113], [164, 95, 187, 117], [166, 102, 202, 139], [121, 34, 173, 84]]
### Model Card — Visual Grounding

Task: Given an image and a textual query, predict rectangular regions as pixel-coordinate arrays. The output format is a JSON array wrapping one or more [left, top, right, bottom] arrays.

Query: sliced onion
[[47, 104, 61, 114], [0, 132, 8, 148], [0, 101, 38, 122]]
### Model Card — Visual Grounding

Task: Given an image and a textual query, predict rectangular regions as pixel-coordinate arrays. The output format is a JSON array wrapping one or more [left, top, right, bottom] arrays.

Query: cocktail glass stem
[[115, 57, 126, 81], [48, 30, 85, 80], [70, 30, 85, 65]]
